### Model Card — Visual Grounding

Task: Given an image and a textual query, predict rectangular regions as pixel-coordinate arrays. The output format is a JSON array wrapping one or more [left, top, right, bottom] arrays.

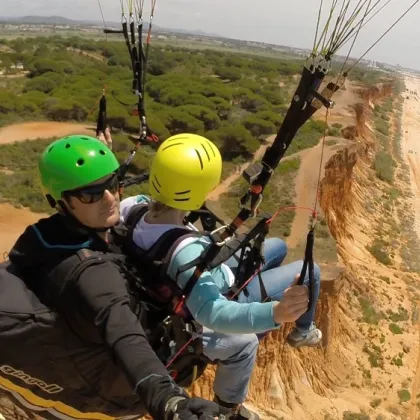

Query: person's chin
[[103, 209, 120, 227]]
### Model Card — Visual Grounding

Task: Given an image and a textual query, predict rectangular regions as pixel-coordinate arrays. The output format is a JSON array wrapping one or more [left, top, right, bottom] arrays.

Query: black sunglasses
[[63, 174, 120, 204]]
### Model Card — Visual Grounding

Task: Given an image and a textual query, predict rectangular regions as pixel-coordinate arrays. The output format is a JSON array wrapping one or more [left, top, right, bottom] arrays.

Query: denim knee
[[242, 333, 259, 360], [223, 333, 259, 364], [211, 333, 260, 404], [264, 237, 288, 268]]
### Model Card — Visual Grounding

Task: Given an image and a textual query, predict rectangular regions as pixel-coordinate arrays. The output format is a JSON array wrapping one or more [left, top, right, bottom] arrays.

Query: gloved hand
[[136, 374, 229, 420], [165, 396, 231, 420]]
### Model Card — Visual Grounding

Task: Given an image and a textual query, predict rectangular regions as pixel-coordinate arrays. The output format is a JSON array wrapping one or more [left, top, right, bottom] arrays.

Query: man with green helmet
[[5, 133, 228, 420]]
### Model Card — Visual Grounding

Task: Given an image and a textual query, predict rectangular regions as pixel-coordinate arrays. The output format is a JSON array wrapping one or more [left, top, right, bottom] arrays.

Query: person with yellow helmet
[[120, 133, 322, 420], [3, 132, 229, 420]]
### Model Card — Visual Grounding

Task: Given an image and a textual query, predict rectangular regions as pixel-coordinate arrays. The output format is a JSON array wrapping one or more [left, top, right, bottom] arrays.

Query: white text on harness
[[0, 365, 63, 394]]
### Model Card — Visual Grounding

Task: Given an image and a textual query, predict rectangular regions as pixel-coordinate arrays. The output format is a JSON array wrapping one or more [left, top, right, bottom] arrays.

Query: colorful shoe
[[286, 324, 322, 348], [214, 395, 260, 420], [223, 405, 260, 420]]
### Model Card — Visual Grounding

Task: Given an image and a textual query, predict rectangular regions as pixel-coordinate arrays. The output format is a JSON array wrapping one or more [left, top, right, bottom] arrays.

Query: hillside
[[0, 15, 222, 38], [1, 35, 420, 420], [0, 16, 89, 25], [182, 78, 420, 420]]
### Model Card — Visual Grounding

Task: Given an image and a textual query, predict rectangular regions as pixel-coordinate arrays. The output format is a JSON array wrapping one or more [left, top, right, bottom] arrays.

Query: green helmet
[[39, 135, 120, 202]]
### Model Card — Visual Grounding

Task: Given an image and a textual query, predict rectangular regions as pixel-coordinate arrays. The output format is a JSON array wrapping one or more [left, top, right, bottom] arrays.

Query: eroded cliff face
[[319, 83, 393, 244], [191, 82, 396, 419], [191, 271, 348, 420]]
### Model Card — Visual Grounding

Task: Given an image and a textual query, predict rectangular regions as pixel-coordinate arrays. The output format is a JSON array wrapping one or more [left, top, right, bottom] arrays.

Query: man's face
[[62, 173, 121, 229]]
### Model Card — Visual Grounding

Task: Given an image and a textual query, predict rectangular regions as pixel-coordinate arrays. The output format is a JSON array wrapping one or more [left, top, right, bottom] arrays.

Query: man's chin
[[95, 208, 120, 229], [104, 211, 120, 227]]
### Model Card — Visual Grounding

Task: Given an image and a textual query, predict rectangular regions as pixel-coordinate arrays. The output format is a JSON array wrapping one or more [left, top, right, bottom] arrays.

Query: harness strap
[[184, 203, 226, 232], [297, 228, 315, 312], [125, 203, 149, 237], [121, 203, 206, 318], [48, 249, 125, 306], [174, 216, 272, 303]]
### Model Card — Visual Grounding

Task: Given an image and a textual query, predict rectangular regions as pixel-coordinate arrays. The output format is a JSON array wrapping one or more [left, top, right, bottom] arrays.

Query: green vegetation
[[391, 356, 403, 367], [387, 306, 409, 322], [343, 412, 370, 420], [366, 240, 391, 266], [374, 151, 395, 183], [365, 91, 413, 269], [372, 98, 395, 184], [0, 36, 330, 171], [284, 119, 328, 156], [0, 35, 301, 148], [397, 389, 411, 403], [363, 343, 384, 368], [0, 35, 329, 214], [0, 35, 384, 253], [218, 157, 301, 238], [389, 323, 403, 335], [358, 296, 383, 325]]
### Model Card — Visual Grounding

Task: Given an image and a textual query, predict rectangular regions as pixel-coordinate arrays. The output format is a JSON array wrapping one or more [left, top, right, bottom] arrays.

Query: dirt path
[[67, 47, 105, 62], [287, 138, 345, 248], [0, 121, 95, 257], [207, 134, 330, 203], [285, 79, 362, 248], [0, 203, 48, 261], [0, 121, 95, 144], [286, 80, 362, 248], [0, 71, 30, 79], [398, 74, 420, 419], [208, 81, 360, 238], [313, 79, 363, 127], [207, 134, 276, 201]]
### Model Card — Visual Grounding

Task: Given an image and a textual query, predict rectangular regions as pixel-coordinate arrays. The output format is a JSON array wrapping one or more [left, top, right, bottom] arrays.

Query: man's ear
[[60, 196, 76, 211]]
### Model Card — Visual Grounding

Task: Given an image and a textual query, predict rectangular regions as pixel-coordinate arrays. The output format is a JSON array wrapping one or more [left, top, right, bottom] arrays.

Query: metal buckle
[[209, 225, 232, 246]]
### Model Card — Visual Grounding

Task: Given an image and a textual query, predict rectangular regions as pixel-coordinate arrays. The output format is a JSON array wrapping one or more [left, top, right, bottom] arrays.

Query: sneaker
[[214, 395, 260, 420], [286, 325, 322, 348], [223, 405, 260, 420]]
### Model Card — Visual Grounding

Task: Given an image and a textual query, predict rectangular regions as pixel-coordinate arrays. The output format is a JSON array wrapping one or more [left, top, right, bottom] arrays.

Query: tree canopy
[[0, 35, 350, 163]]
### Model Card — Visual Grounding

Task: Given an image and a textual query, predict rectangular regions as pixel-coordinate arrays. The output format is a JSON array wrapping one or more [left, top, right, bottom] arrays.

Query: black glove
[[165, 396, 231, 420], [135, 374, 230, 420], [135, 374, 189, 419]]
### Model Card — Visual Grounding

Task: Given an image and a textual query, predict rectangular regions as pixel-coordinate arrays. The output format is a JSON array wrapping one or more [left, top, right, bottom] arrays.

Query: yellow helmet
[[149, 133, 222, 211]]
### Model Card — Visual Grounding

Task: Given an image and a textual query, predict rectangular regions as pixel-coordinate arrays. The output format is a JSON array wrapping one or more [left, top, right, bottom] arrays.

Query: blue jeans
[[202, 238, 321, 404]]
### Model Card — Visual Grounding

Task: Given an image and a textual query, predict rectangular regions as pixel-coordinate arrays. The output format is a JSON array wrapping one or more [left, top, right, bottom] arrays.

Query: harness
[[116, 203, 274, 309], [111, 205, 213, 387], [32, 229, 208, 389], [110, 202, 301, 382], [183, 206, 316, 307]]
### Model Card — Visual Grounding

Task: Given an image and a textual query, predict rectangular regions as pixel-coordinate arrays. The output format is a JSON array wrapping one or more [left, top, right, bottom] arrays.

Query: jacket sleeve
[[71, 260, 186, 417], [168, 242, 279, 334]]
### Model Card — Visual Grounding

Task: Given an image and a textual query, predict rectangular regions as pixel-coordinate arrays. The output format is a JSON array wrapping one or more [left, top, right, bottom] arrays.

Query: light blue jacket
[[120, 195, 278, 334]]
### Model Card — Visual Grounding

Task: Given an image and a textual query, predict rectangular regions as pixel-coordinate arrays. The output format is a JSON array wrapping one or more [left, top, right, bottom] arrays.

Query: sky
[[1, 0, 420, 70]]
